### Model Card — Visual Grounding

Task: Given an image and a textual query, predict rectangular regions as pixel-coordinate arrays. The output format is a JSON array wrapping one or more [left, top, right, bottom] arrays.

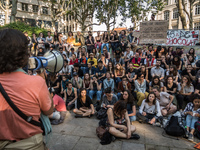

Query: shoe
[[185, 130, 190, 138], [51, 119, 63, 125], [188, 133, 194, 141], [130, 134, 140, 140], [75, 114, 83, 118], [112, 136, 116, 142]]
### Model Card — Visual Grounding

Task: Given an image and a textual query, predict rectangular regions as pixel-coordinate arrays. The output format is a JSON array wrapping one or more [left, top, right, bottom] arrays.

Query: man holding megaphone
[[0, 29, 54, 149]]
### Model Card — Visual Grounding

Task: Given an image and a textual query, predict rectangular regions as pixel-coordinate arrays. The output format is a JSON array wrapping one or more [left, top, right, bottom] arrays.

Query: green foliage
[[0, 22, 48, 37]]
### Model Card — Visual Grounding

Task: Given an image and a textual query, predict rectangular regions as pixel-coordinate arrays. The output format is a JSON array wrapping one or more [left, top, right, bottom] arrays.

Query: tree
[[0, 0, 12, 24], [122, 0, 166, 29], [67, 0, 99, 32], [10, 0, 17, 23], [41, 0, 72, 31], [95, 0, 120, 31], [177, 0, 195, 29]]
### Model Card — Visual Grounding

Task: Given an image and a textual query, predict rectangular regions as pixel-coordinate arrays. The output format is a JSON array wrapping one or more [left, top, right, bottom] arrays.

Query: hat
[[73, 72, 78, 76]]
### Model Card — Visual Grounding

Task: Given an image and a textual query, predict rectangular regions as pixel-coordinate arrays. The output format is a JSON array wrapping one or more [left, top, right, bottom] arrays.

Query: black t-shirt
[[164, 83, 177, 95], [160, 62, 167, 70], [181, 69, 196, 80], [77, 95, 93, 109], [126, 69, 138, 79], [196, 84, 200, 90]]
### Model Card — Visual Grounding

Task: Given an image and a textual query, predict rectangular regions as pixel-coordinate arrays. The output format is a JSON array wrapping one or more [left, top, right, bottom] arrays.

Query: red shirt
[[69, 59, 78, 65], [53, 94, 66, 112]]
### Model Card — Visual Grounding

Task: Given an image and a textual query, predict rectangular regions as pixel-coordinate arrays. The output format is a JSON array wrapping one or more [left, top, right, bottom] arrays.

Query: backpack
[[96, 108, 107, 119], [164, 116, 185, 137], [195, 121, 200, 139]]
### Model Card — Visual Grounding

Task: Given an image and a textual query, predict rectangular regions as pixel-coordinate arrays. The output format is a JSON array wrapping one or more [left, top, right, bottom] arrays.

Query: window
[[195, 4, 200, 15], [194, 22, 200, 30], [53, 9, 57, 14], [66, 15, 68, 21], [69, 14, 71, 20], [67, 26, 68, 32], [174, 0, 177, 3], [32, 5, 38, 13], [75, 23, 77, 31], [164, 11, 169, 20], [166, 0, 168, 5], [42, 7, 48, 15], [173, 9, 179, 19], [22, 3, 28, 11], [172, 25, 178, 29]]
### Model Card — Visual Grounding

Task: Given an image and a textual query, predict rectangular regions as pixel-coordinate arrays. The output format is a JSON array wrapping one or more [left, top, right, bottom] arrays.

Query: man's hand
[[166, 104, 170, 110], [188, 111, 193, 116]]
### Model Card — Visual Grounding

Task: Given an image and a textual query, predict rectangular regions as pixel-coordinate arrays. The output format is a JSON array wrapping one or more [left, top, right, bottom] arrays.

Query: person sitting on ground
[[107, 100, 140, 140], [151, 60, 165, 81], [181, 64, 196, 82], [64, 82, 78, 110], [176, 75, 194, 111], [59, 60, 71, 76], [83, 73, 91, 94], [89, 75, 102, 105], [101, 87, 118, 109], [37, 47, 45, 56], [130, 52, 142, 69], [149, 76, 164, 92], [183, 94, 200, 141], [126, 62, 138, 84], [73, 88, 95, 118], [117, 76, 132, 99], [120, 90, 137, 124], [98, 53, 109, 68], [71, 63, 84, 78], [96, 60, 107, 82], [87, 53, 97, 67], [135, 73, 149, 106], [79, 53, 88, 74], [137, 92, 162, 125], [124, 45, 134, 69], [153, 86, 177, 116], [115, 63, 126, 86], [71, 72, 83, 94], [69, 54, 79, 65], [113, 55, 125, 67], [103, 72, 115, 93], [144, 54, 156, 69], [60, 75, 69, 95], [49, 88, 67, 125], [166, 65, 179, 84], [85, 62, 96, 77]]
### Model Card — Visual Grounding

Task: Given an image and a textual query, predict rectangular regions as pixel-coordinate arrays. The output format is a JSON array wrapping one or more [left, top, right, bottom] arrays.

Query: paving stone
[[73, 137, 100, 150], [71, 126, 98, 138], [145, 144, 156, 150], [49, 135, 80, 150], [97, 140, 122, 150], [122, 141, 145, 150]]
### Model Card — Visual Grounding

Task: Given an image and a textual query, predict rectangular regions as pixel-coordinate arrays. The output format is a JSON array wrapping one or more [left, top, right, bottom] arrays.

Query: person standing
[[0, 29, 54, 149]]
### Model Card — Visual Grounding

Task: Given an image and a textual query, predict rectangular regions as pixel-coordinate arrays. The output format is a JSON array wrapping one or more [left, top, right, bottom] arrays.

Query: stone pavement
[[47, 111, 198, 150]]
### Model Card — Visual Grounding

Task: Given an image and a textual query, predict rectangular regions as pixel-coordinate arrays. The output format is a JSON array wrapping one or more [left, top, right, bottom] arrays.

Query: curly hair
[[114, 100, 127, 118], [0, 29, 29, 74]]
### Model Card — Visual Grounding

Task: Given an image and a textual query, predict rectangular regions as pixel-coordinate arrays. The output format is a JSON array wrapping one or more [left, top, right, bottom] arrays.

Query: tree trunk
[[10, 0, 18, 23], [189, 3, 193, 29], [106, 24, 110, 33], [177, 0, 187, 29], [52, 20, 56, 32]]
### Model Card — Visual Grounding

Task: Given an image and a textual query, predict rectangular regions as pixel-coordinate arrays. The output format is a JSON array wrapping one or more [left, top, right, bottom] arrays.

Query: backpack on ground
[[195, 121, 200, 139], [164, 116, 185, 137], [96, 108, 107, 119]]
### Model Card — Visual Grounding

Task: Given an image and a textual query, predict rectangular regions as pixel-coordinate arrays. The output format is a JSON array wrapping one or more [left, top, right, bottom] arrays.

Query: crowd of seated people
[[26, 30, 200, 142]]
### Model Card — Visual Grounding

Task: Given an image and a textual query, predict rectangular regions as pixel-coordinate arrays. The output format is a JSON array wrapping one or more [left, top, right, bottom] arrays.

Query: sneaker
[[188, 133, 194, 141], [185, 130, 190, 138], [130, 134, 140, 140]]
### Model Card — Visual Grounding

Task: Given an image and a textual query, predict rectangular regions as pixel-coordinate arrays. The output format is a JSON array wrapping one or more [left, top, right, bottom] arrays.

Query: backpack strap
[[0, 83, 41, 127]]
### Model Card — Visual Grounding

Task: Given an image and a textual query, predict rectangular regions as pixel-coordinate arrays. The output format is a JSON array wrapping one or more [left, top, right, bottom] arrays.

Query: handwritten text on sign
[[166, 30, 199, 46], [140, 21, 168, 44]]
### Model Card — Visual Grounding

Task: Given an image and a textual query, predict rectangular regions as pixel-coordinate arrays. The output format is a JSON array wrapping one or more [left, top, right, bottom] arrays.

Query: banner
[[166, 30, 199, 46], [139, 20, 168, 44]]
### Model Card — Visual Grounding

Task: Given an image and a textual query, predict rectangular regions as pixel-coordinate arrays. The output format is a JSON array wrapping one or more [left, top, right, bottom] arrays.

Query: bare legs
[[109, 125, 136, 139], [73, 108, 92, 117]]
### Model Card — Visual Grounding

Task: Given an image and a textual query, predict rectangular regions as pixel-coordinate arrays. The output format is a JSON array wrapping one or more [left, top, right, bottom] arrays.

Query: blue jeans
[[111, 42, 119, 51], [81, 66, 87, 74], [117, 92, 122, 100], [101, 43, 109, 53], [186, 115, 199, 129], [115, 77, 121, 87], [127, 103, 136, 122], [89, 90, 102, 101]]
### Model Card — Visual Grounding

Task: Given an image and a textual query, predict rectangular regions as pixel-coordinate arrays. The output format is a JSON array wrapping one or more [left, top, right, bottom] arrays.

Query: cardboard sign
[[132, 31, 140, 38], [166, 30, 199, 46], [139, 20, 168, 44]]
